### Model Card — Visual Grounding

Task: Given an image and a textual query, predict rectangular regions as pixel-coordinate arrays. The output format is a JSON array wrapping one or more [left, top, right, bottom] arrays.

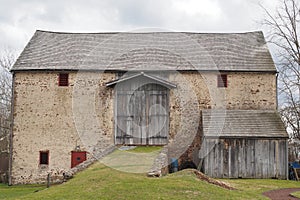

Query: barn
[[9, 30, 288, 184]]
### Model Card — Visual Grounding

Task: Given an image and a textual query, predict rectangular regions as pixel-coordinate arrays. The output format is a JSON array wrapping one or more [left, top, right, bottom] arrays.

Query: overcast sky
[[0, 0, 279, 54]]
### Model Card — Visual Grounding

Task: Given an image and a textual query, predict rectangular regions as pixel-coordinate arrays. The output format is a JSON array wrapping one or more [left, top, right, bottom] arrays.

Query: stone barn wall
[[11, 71, 115, 184]]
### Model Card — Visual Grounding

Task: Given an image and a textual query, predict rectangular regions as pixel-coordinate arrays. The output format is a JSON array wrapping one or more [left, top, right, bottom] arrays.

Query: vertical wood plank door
[[71, 151, 87, 168], [115, 79, 169, 145]]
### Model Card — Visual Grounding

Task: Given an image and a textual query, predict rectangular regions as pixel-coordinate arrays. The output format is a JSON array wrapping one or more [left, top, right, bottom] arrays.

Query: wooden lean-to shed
[[200, 110, 288, 179]]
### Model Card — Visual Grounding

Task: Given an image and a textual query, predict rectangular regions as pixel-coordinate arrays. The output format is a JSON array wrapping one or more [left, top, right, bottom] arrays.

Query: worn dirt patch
[[263, 188, 300, 200], [184, 169, 236, 190]]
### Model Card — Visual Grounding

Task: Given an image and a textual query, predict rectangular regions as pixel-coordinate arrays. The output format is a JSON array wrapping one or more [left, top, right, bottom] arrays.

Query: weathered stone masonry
[[11, 71, 115, 184]]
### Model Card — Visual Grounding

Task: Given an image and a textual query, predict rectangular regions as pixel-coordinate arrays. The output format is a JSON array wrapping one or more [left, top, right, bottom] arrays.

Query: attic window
[[217, 74, 228, 88], [58, 73, 69, 86], [39, 151, 49, 165]]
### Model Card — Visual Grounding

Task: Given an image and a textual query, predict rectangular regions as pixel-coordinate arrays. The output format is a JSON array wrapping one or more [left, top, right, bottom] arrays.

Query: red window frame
[[58, 73, 69, 86], [39, 151, 49, 165], [217, 74, 228, 88]]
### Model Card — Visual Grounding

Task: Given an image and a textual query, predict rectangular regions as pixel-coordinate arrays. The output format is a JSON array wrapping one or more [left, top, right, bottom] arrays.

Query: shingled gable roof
[[202, 110, 288, 138], [106, 72, 176, 89], [12, 30, 276, 72]]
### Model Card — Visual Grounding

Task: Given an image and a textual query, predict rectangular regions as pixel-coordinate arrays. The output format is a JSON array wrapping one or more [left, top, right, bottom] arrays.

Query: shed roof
[[12, 30, 276, 72], [202, 110, 288, 138]]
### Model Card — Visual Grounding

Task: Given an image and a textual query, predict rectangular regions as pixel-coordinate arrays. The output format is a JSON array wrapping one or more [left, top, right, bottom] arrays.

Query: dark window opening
[[40, 151, 49, 165], [180, 161, 197, 170], [117, 71, 126, 78], [58, 73, 69, 86], [217, 74, 228, 87]]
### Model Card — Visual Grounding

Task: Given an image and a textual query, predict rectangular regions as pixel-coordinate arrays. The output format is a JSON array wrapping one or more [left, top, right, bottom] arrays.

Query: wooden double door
[[115, 80, 169, 145]]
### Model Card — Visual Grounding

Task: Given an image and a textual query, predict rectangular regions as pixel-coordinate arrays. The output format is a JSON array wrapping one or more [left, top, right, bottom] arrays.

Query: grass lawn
[[100, 146, 162, 173], [125, 146, 162, 153], [291, 191, 300, 198], [0, 184, 45, 200], [1, 162, 300, 200]]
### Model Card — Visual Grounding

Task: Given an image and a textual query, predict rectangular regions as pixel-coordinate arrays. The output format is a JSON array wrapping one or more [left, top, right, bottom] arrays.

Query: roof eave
[[203, 135, 289, 139], [10, 68, 278, 73]]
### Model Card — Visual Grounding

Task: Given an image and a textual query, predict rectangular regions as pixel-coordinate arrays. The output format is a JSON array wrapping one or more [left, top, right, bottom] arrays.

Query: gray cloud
[[117, 1, 167, 26], [0, 0, 279, 54]]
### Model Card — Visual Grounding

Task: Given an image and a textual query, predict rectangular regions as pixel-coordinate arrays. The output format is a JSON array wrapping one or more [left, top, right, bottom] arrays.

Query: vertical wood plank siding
[[203, 138, 287, 179], [115, 77, 169, 145]]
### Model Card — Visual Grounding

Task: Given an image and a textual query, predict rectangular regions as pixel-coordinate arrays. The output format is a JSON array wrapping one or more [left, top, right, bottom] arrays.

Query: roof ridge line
[[35, 29, 264, 35]]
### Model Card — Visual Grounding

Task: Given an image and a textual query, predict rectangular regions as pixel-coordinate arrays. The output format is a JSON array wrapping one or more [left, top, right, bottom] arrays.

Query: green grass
[[1, 163, 300, 200], [0, 184, 45, 200], [225, 179, 300, 198], [125, 146, 162, 153], [291, 191, 300, 198], [100, 146, 162, 173]]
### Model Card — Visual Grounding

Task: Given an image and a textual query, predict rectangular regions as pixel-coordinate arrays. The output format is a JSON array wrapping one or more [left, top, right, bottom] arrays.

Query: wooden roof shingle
[[202, 110, 288, 138], [12, 30, 276, 72]]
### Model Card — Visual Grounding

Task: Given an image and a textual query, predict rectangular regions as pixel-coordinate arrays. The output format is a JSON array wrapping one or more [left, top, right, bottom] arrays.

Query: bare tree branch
[[0, 48, 16, 138], [261, 0, 300, 141]]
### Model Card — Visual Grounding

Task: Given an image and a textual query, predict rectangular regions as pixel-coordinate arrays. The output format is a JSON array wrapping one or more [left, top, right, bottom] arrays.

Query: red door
[[71, 151, 87, 168]]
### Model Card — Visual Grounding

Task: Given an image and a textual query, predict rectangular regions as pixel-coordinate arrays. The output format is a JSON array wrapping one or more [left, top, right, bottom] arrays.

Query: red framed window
[[39, 151, 49, 165], [58, 73, 69, 86], [217, 74, 228, 87]]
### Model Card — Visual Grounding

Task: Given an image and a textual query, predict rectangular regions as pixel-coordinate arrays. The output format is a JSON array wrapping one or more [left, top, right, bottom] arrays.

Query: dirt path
[[263, 188, 300, 200]]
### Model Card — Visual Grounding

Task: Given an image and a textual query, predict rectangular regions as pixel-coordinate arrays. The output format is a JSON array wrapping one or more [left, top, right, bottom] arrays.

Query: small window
[[58, 73, 69, 86], [217, 74, 228, 87], [40, 151, 49, 165]]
